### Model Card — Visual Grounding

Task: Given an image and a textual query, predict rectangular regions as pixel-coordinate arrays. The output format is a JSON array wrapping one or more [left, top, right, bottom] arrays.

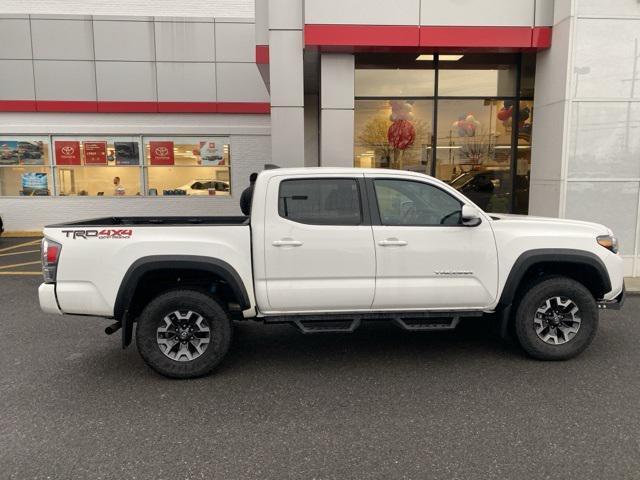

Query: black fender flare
[[495, 248, 611, 338], [114, 255, 251, 348]]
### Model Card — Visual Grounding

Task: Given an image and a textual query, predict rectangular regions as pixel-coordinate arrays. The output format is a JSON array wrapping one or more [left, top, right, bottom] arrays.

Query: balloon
[[387, 119, 416, 150], [497, 107, 512, 122], [389, 100, 414, 122], [452, 113, 480, 137]]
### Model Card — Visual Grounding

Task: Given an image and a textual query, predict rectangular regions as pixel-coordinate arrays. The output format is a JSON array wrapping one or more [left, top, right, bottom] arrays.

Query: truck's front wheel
[[135, 289, 232, 378], [514, 277, 598, 361]]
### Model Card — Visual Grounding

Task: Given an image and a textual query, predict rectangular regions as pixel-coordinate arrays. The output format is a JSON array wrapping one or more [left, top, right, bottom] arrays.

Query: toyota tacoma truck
[[38, 168, 625, 378]]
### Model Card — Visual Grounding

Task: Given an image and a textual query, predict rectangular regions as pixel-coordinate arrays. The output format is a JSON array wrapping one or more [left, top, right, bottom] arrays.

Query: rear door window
[[278, 178, 362, 225]]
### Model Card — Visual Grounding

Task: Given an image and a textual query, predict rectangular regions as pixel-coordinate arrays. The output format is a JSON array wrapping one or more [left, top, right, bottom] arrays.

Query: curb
[[2, 231, 42, 238]]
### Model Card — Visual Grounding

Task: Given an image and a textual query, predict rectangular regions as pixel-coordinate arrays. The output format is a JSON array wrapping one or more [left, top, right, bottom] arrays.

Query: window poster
[[54, 140, 81, 165], [114, 142, 140, 166], [83, 141, 108, 165], [149, 141, 174, 165], [21, 172, 49, 195], [1, 140, 46, 165], [196, 139, 227, 166]]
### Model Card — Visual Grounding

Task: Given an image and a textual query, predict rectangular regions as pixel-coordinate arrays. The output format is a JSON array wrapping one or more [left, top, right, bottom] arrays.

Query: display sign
[[55, 141, 81, 165], [0, 140, 46, 166], [83, 141, 107, 165], [197, 139, 228, 166], [115, 141, 140, 166], [0, 141, 19, 165], [149, 141, 174, 165], [21, 172, 49, 195]]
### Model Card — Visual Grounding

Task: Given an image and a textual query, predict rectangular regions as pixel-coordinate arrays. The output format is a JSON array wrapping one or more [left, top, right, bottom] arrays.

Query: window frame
[[277, 176, 369, 227], [366, 177, 465, 227], [354, 52, 531, 214]]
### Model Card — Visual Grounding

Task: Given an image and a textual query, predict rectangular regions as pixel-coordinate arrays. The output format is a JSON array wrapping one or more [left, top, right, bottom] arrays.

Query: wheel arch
[[114, 255, 251, 348], [498, 249, 612, 308]]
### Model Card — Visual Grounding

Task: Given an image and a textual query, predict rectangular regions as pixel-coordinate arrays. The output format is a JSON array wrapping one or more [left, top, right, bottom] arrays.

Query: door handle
[[272, 239, 303, 247], [378, 238, 408, 247]]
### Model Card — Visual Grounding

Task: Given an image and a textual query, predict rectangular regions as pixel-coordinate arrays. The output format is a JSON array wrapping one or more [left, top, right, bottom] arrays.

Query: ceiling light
[[440, 54, 463, 61], [416, 54, 463, 61]]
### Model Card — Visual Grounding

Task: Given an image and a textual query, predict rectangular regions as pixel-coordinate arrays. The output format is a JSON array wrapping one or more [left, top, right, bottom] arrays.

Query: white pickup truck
[[39, 168, 625, 378]]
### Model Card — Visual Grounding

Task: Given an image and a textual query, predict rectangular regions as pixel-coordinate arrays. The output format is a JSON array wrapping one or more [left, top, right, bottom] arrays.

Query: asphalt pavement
[[1, 272, 639, 480]]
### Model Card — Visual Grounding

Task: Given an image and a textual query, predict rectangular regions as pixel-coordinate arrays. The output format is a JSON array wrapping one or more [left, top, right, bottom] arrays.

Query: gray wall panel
[[31, 19, 94, 60], [96, 61, 156, 101], [156, 62, 216, 101], [421, 0, 535, 26], [0, 60, 36, 99], [0, 19, 32, 59], [155, 21, 215, 62], [215, 22, 254, 62], [33, 60, 96, 100], [93, 20, 155, 61], [217, 63, 269, 102]]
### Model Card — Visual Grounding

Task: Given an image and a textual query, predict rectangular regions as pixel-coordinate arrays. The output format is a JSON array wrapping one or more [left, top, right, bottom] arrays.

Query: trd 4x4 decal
[[61, 229, 133, 239]]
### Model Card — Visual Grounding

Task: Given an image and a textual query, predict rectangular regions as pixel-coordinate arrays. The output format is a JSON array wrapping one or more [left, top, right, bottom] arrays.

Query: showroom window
[[1, 135, 232, 197], [53, 136, 142, 196], [354, 53, 534, 214], [144, 137, 230, 196], [0, 137, 52, 196]]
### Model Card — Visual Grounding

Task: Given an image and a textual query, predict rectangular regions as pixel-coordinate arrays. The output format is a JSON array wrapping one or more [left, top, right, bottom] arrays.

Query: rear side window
[[278, 178, 362, 225]]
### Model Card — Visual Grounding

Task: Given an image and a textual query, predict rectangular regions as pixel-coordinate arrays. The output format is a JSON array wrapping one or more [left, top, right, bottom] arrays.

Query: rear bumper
[[598, 286, 625, 311], [38, 283, 62, 315]]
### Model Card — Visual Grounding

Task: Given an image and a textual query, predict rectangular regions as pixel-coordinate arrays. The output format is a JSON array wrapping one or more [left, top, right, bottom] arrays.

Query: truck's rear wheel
[[136, 289, 232, 378], [514, 277, 598, 361]]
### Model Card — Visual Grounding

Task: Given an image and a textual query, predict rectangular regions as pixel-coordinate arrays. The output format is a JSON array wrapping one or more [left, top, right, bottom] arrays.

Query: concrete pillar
[[267, 0, 305, 168], [528, 0, 573, 218], [320, 53, 355, 167]]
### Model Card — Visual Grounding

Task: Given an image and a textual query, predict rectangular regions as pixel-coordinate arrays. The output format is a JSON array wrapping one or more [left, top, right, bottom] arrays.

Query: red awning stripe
[[304, 24, 552, 50], [255, 45, 270, 64], [0, 100, 271, 114]]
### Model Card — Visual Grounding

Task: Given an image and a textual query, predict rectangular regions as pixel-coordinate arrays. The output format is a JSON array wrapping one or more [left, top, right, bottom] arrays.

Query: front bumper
[[598, 286, 625, 311], [38, 283, 62, 315]]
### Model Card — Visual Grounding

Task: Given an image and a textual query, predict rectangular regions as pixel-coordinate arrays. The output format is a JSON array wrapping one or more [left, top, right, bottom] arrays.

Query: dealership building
[[0, 0, 639, 276]]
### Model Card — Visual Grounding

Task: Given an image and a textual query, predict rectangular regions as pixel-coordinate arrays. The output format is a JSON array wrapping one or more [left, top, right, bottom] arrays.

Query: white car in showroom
[[177, 179, 230, 195]]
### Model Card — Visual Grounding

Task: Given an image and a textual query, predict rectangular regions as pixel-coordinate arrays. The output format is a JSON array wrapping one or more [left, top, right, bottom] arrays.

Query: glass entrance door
[[354, 53, 534, 214]]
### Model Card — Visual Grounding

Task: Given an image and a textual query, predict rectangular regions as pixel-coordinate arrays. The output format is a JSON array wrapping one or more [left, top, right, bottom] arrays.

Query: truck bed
[[47, 216, 250, 227]]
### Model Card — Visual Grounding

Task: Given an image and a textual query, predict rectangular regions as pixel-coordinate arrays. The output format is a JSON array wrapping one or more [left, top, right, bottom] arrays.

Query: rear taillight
[[41, 238, 61, 283]]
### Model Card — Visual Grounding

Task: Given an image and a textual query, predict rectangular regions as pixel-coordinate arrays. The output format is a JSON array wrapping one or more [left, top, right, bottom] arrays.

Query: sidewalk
[[626, 277, 640, 295]]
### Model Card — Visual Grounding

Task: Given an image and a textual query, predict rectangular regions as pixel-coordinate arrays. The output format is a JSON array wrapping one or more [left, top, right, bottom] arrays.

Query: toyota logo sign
[[154, 146, 169, 156], [61, 146, 75, 155]]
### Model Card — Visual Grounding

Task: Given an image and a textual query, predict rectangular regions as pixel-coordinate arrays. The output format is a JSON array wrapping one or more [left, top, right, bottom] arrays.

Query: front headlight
[[597, 235, 619, 254]]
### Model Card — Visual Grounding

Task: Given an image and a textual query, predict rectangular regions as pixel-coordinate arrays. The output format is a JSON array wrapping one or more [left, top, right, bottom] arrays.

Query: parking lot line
[[0, 239, 41, 253], [0, 249, 40, 258], [0, 271, 41, 276], [0, 261, 41, 270]]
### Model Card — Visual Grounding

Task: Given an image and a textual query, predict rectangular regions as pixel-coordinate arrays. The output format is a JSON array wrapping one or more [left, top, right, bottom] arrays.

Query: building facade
[[0, 0, 639, 277]]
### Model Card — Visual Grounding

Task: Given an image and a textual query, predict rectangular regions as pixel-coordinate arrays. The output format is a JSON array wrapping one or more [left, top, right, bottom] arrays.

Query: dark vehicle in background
[[18, 142, 43, 160], [449, 168, 529, 213], [0, 215, 4, 236], [0, 141, 44, 165]]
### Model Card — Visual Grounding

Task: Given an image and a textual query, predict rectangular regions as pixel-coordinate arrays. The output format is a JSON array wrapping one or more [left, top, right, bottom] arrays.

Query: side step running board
[[294, 319, 361, 334], [393, 316, 460, 331], [264, 311, 481, 334]]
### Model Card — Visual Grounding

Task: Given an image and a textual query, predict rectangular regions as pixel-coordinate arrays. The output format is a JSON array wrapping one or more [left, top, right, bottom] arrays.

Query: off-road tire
[[514, 276, 598, 361], [136, 289, 232, 378]]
